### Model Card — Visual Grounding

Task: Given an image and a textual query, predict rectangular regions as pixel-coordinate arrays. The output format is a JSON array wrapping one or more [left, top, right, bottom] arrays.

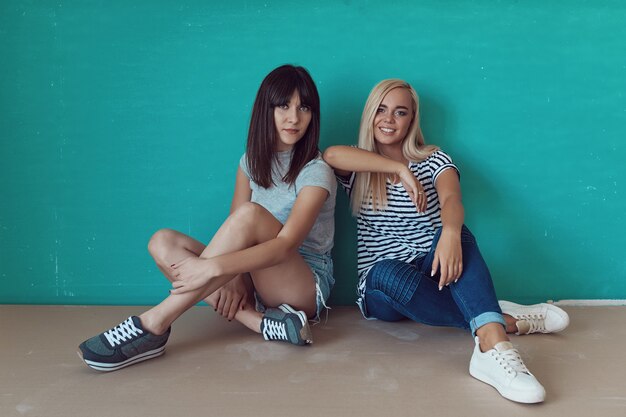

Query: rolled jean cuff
[[470, 311, 506, 336]]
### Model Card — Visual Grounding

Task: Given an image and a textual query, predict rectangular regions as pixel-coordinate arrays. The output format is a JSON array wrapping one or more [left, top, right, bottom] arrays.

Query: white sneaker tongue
[[494, 341, 514, 352], [516, 320, 531, 335]]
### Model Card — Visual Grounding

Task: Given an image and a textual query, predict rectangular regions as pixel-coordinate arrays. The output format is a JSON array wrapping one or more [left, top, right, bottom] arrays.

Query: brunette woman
[[78, 65, 336, 371]]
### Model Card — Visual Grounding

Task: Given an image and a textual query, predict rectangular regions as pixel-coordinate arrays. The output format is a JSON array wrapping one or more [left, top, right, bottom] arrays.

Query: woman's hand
[[397, 166, 427, 212], [169, 256, 217, 294], [431, 228, 463, 289], [211, 275, 252, 320]]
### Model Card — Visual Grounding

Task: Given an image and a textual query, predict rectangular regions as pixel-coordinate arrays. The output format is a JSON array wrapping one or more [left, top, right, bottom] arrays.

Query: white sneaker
[[499, 300, 570, 335], [469, 337, 546, 403]]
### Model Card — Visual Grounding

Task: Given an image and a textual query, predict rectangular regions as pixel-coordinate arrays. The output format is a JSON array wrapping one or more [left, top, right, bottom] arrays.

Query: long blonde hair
[[350, 79, 439, 215]]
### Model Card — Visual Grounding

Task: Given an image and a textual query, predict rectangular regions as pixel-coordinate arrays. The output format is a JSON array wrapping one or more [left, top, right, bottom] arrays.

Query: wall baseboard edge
[[549, 299, 626, 306]]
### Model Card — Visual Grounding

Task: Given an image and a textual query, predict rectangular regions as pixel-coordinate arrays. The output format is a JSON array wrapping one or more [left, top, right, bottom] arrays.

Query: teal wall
[[1, 1, 625, 306]]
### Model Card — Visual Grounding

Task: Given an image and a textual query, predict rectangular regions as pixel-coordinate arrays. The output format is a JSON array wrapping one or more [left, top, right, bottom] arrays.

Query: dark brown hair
[[246, 65, 320, 188]]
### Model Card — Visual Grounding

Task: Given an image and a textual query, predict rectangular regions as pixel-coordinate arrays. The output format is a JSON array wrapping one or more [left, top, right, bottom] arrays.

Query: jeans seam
[[449, 284, 474, 331], [397, 263, 416, 305], [373, 261, 419, 306]]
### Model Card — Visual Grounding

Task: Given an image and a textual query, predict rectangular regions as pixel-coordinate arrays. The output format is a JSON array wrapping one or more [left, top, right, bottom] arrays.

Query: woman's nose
[[287, 107, 299, 123]]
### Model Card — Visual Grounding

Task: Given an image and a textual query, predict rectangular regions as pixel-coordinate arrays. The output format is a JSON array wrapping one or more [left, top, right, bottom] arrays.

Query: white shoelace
[[517, 314, 546, 334], [103, 317, 144, 347], [262, 319, 287, 341], [492, 348, 530, 375]]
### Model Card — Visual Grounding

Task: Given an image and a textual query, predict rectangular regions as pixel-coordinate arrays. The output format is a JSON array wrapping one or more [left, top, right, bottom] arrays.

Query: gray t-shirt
[[239, 150, 336, 254]]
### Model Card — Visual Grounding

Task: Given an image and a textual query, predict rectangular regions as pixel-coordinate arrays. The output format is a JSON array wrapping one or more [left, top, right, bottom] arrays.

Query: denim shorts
[[255, 248, 335, 321]]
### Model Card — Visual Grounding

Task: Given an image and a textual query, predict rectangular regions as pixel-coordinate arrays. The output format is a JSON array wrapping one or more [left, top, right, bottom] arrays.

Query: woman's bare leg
[[503, 314, 519, 333], [147, 228, 260, 331], [139, 203, 316, 335], [147, 228, 205, 281], [475, 322, 510, 352]]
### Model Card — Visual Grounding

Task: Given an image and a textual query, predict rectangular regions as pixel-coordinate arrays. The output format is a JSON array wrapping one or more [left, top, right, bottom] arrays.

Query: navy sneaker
[[260, 304, 312, 346], [78, 316, 170, 372]]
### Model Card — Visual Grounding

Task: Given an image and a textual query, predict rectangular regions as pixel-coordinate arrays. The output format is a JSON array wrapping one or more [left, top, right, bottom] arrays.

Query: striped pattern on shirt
[[337, 150, 459, 309]]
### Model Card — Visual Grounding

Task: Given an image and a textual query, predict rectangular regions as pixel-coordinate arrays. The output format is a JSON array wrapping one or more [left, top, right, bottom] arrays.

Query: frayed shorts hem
[[255, 248, 334, 322]]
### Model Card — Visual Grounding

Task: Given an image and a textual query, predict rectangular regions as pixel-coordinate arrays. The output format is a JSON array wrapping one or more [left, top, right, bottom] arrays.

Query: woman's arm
[[432, 169, 465, 289], [170, 185, 329, 294], [323, 145, 426, 211], [323, 145, 406, 177], [208, 186, 328, 276], [230, 167, 253, 212]]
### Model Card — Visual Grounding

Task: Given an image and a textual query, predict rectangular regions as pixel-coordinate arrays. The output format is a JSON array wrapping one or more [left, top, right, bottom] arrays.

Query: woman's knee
[[226, 202, 280, 239], [230, 202, 268, 223], [367, 260, 421, 305], [147, 228, 178, 259]]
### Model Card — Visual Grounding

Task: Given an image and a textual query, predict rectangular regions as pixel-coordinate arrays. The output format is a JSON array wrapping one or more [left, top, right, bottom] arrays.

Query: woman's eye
[[376, 107, 385, 113], [299, 106, 310, 112], [395, 111, 407, 117], [278, 104, 289, 110]]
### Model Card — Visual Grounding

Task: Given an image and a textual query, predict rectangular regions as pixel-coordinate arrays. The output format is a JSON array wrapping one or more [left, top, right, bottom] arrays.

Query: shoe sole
[[499, 301, 570, 333], [77, 346, 166, 372], [469, 362, 546, 404], [279, 304, 313, 344]]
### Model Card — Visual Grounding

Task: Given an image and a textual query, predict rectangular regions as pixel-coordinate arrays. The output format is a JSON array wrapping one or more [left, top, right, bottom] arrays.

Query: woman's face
[[274, 90, 312, 151], [373, 87, 414, 147]]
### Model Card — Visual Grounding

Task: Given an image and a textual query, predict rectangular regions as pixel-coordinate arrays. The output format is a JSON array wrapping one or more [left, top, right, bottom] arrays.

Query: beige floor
[[1, 305, 624, 417]]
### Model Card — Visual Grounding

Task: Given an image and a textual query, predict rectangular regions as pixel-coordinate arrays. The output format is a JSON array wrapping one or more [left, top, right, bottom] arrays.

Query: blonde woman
[[323, 79, 569, 403]]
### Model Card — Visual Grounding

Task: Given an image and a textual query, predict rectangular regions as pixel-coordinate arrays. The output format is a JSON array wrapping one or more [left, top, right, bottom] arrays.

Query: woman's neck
[[378, 142, 407, 164]]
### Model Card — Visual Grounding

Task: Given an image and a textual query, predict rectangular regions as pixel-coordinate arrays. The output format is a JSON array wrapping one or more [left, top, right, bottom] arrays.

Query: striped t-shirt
[[337, 150, 459, 315]]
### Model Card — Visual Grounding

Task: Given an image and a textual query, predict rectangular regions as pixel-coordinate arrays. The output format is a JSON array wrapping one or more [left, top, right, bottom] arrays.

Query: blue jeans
[[364, 225, 505, 336]]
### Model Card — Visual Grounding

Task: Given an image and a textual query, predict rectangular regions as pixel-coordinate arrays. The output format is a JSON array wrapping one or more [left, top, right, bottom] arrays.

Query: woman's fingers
[[398, 168, 427, 212], [436, 258, 465, 289], [227, 296, 241, 321], [431, 256, 440, 281], [170, 280, 192, 294], [170, 277, 204, 294], [169, 263, 182, 276], [216, 292, 226, 316], [221, 297, 233, 319], [170, 284, 188, 295], [411, 187, 426, 213], [418, 191, 427, 212], [438, 263, 448, 290], [401, 180, 421, 211], [444, 261, 464, 287]]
